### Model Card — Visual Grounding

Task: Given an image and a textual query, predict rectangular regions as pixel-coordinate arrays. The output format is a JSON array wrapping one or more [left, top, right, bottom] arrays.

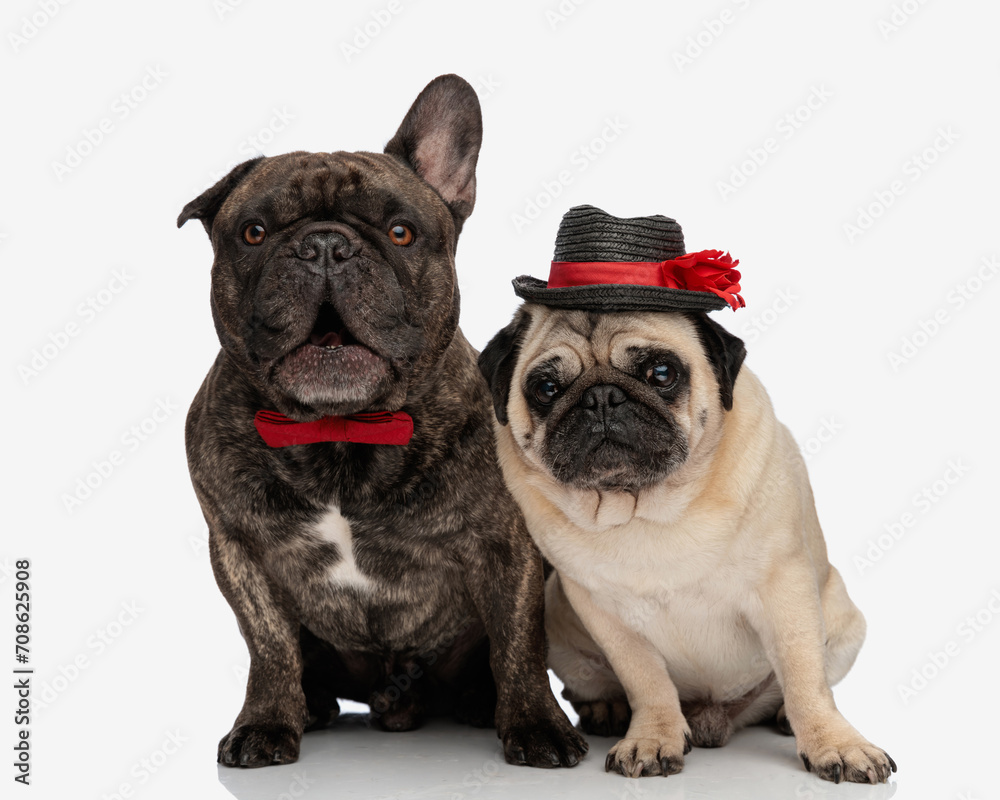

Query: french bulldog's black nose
[[579, 384, 627, 414], [297, 230, 357, 263]]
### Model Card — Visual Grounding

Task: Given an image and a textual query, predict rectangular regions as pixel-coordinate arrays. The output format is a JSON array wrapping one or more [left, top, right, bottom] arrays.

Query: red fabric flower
[[660, 249, 745, 310]]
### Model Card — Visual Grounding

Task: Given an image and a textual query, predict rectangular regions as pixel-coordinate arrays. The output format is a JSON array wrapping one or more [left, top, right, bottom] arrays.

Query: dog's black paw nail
[[218, 723, 301, 769], [800, 753, 812, 772], [502, 713, 588, 768], [832, 762, 842, 784], [887, 753, 897, 773], [605, 752, 616, 773], [683, 733, 693, 755]]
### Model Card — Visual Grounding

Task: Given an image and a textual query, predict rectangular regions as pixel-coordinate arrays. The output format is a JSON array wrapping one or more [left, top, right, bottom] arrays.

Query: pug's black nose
[[297, 231, 357, 263], [580, 384, 627, 411]]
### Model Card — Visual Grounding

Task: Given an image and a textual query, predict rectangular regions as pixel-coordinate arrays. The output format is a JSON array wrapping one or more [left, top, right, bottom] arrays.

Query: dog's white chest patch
[[312, 505, 372, 590]]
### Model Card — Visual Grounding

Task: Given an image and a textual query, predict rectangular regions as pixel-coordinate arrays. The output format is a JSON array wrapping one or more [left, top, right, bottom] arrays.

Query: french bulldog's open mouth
[[306, 302, 358, 351], [274, 301, 390, 407]]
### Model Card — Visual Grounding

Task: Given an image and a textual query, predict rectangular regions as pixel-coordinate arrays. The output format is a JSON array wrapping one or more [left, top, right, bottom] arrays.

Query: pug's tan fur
[[490, 305, 894, 782]]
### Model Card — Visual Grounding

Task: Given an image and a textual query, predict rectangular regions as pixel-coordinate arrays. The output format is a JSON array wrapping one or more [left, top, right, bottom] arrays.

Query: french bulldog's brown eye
[[533, 380, 560, 405], [243, 223, 266, 245], [646, 364, 677, 389], [388, 224, 414, 246]]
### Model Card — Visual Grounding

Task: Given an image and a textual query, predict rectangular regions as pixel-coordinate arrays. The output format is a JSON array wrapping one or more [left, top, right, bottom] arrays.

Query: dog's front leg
[[750, 559, 896, 784], [560, 575, 691, 778], [211, 528, 308, 767], [463, 537, 587, 768]]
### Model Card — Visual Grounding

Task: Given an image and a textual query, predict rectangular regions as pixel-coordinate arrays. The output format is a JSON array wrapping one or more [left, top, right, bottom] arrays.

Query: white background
[[3, 1, 998, 798]]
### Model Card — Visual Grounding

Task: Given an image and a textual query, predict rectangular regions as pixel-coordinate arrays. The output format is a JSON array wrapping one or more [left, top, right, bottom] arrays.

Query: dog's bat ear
[[385, 74, 483, 231], [687, 313, 746, 412], [177, 157, 264, 235], [478, 309, 530, 426]]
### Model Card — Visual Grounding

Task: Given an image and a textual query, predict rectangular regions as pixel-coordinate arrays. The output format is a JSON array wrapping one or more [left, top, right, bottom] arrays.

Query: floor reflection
[[218, 714, 898, 800]]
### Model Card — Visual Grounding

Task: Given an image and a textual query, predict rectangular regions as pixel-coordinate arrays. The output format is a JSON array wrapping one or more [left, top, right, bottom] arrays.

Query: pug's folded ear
[[478, 309, 531, 425], [686, 313, 746, 412], [177, 157, 264, 235]]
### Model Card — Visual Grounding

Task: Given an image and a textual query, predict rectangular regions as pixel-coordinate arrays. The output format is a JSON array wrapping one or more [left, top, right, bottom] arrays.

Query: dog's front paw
[[798, 725, 896, 784], [501, 715, 589, 768], [217, 723, 301, 768], [605, 730, 691, 778], [368, 687, 425, 732]]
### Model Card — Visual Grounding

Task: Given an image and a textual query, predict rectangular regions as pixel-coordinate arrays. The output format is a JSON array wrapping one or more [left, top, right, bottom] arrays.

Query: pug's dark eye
[[388, 224, 414, 246], [243, 223, 266, 245], [532, 379, 560, 405], [646, 364, 677, 389]]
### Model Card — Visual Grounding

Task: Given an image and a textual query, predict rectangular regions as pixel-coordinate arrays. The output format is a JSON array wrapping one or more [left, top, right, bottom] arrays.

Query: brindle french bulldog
[[177, 74, 586, 769]]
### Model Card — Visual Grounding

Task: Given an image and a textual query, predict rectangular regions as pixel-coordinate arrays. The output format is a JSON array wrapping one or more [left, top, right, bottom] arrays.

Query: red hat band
[[546, 249, 745, 311]]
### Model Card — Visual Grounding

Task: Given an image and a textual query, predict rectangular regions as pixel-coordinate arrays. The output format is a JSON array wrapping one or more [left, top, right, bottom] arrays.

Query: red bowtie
[[254, 409, 414, 447]]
